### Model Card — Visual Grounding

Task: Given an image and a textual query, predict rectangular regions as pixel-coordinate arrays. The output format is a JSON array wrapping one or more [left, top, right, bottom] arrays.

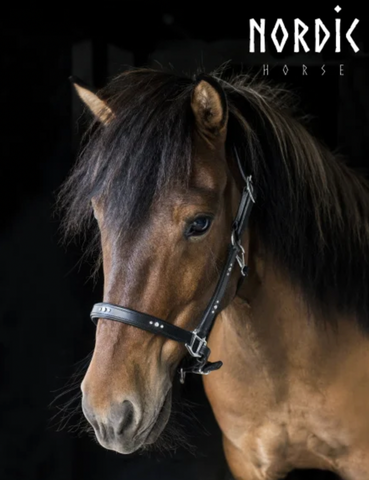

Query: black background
[[1, 3, 368, 480]]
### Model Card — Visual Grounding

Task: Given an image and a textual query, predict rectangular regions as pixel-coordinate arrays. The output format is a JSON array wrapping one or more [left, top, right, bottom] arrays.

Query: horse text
[[262, 64, 345, 76]]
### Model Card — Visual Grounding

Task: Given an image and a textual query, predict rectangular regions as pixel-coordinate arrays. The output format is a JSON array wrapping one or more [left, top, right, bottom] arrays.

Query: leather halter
[[90, 150, 256, 383]]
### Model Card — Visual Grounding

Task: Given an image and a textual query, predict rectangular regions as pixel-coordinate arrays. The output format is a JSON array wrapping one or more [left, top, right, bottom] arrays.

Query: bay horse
[[61, 68, 369, 480]]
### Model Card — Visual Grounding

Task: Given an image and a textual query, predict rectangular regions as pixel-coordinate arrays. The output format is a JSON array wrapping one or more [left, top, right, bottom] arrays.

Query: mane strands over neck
[[218, 72, 369, 330], [59, 67, 369, 331]]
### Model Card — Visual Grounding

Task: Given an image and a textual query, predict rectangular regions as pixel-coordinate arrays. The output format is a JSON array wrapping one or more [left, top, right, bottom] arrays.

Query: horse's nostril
[[111, 400, 135, 435], [82, 396, 137, 442]]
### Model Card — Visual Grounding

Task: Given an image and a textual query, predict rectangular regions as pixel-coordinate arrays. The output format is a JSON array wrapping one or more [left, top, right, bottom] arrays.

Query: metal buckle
[[246, 176, 256, 203], [231, 232, 248, 277], [235, 242, 247, 276], [185, 330, 207, 358]]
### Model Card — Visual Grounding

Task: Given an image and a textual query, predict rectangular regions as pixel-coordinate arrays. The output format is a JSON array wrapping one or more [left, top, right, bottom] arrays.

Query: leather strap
[[90, 303, 215, 375], [195, 176, 255, 340], [91, 303, 193, 344]]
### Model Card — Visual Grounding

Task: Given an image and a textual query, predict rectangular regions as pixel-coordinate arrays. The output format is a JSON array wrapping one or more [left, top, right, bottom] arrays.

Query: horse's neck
[[205, 252, 369, 477], [221, 252, 369, 394]]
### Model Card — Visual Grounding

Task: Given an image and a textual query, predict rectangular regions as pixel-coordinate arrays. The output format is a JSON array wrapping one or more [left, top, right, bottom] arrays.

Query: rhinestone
[[211, 310, 215, 314], [149, 321, 153, 325], [334, 5, 341, 12], [155, 322, 159, 327], [216, 301, 220, 304], [160, 325, 164, 328], [214, 305, 218, 309]]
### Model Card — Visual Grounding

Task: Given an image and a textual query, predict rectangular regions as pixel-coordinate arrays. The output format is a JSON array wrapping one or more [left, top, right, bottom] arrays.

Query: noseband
[[90, 150, 256, 383]]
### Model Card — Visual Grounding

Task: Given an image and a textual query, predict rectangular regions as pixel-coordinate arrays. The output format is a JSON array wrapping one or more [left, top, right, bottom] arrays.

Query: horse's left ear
[[191, 74, 228, 146]]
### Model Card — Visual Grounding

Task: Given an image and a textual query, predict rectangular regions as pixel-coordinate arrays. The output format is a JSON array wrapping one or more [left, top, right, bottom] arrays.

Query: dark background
[[1, 3, 368, 480]]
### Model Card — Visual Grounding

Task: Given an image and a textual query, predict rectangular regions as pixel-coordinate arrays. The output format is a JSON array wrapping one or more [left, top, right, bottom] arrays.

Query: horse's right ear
[[70, 76, 114, 125]]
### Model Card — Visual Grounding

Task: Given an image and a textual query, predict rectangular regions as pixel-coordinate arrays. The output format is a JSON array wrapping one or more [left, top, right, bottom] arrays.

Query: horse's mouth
[[142, 388, 172, 445]]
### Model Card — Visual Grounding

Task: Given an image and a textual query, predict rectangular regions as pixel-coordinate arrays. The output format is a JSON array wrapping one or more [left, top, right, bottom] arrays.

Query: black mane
[[59, 67, 369, 330], [61, 69, 195, 239]]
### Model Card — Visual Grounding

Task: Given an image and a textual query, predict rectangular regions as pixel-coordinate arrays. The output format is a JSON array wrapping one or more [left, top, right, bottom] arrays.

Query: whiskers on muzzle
[[51, 354, 209, 457], [49, 352, 94, 437], [139, 380, 208, 457]]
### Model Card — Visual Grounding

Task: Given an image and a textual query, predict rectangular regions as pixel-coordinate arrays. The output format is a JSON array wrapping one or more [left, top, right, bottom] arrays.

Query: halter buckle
[[231, 232, 248, 277], [236, 243, 247, 276], [185, 330, 207, 358], [246, 176, 256, 203]]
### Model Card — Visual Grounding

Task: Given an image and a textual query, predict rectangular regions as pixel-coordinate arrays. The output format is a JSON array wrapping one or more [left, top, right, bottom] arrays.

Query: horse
[[60, 67, 369, 480]]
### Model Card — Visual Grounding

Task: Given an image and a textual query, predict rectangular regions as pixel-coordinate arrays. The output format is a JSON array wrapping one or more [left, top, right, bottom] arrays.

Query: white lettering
[[315, 20, 330, 52], [346, 19, 360, 52], [247, 17, 361, 54], [336, 18, 341, 52], [263, 64, 269, 75], [321, 65, 326, 75], [294, 19, 310, 52], [340, 64, 345, 75], [250, 19, 266, 52], [271, 19, 289, 53], [302, 65, 308, 75]]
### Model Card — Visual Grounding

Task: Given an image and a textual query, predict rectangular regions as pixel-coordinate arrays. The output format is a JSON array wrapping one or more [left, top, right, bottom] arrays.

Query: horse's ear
[[191, 74, 228, 146], [70, 76, 114, 125]]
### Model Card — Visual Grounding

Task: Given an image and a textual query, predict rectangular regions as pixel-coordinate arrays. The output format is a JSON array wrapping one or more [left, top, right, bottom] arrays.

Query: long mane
[[59, 67, 369, 329]]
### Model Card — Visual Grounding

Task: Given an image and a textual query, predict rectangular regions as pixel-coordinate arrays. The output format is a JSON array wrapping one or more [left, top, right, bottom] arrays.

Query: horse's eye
[[186, 216, 213, 238]]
